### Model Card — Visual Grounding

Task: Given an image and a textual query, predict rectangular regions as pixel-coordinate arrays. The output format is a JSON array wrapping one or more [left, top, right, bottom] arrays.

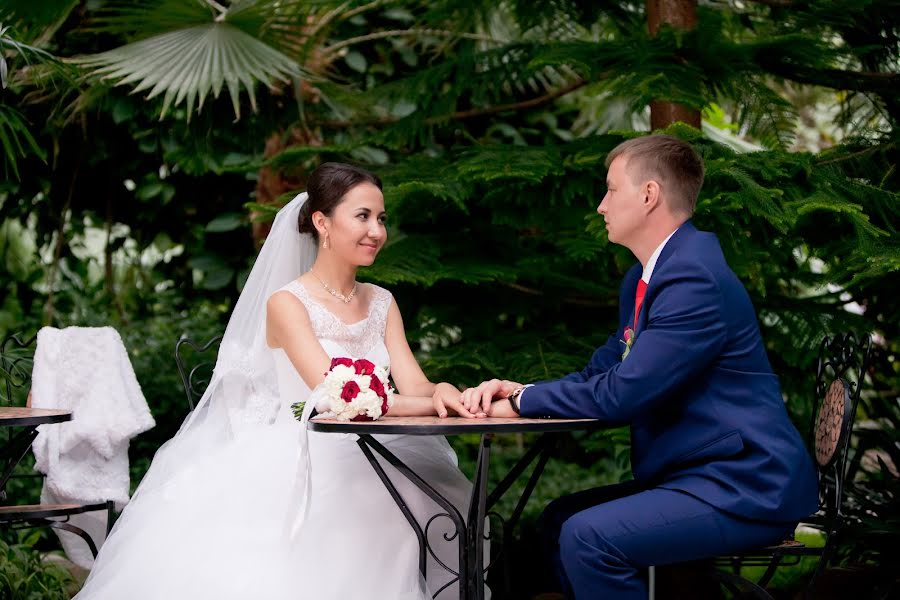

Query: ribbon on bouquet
[[286, 395, 320, 540]]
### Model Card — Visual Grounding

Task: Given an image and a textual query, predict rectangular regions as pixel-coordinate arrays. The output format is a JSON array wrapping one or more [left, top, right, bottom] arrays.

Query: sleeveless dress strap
[[366, 284, 393, 340]]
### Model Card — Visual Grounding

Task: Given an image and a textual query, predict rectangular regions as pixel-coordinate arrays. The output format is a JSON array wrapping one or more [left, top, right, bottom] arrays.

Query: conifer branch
[[504, 283, 609, 308], [745, 0, 794, 7], [440, 79, 587, 121], [322, 29, 499, 58], [762, 63, 898, 96], [815, 142, 896, 166], [339, 0, 393, 22], [321, 78, 587, 128]]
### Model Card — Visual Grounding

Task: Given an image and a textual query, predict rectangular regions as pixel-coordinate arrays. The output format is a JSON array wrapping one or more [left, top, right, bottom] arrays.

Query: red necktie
[[633, 279, 648, 330]]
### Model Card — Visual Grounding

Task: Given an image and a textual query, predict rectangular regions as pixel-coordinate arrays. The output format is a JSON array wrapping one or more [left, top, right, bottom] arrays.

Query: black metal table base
[[0, 425, 39, 499], [357, 433, 558, 600], [1, 423, 115, 560]]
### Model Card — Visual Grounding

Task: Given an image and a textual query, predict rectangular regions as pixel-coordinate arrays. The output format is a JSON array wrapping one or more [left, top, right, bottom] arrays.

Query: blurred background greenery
[[0, 0, 897, 598]]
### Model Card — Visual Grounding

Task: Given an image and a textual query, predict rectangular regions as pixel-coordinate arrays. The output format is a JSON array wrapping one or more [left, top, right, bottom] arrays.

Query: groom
[[465, 135, 818, 598]]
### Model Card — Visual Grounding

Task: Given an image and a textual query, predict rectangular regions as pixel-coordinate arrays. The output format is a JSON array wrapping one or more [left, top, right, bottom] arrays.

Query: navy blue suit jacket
[[521, 222, 818, 522]]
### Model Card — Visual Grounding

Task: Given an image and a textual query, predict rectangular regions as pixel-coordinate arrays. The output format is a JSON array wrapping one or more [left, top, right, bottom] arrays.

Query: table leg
[[0, 426, 38, 497], [356, 433, 558, 600], [357, 438, 428, 577], [466, 434, 491, 600], [485, 433, 557, 597], [357, 434, 471, 600]]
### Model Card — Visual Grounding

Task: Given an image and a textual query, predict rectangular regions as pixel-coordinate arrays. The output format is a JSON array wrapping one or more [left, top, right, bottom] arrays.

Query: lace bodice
[[277, 280, 393, 360], [267, 280, 394, 425]]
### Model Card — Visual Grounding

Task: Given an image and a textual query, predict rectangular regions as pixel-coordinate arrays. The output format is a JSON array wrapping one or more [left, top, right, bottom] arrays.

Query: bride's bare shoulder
[[267, 286, 311, 321], [266, 284, 313, 348]]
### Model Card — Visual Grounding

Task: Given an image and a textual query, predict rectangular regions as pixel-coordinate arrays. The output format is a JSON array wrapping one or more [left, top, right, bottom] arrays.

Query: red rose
[[368, 375, 386, 399], [331, 357, 354, 370], [352, 414, 373, 422], [353, 359, 376, 375], [381, 398, 389, 415], [340, 381, 361, 403]]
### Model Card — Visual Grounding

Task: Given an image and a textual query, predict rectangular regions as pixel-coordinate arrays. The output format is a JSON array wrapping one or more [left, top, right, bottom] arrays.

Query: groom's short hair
[[605, 135, 705, 215]]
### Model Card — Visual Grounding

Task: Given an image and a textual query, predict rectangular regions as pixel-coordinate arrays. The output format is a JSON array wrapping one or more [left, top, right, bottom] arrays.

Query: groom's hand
[[461, 379, 524, 415]]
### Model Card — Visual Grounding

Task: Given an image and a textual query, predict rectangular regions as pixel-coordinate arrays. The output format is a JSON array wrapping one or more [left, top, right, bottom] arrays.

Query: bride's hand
[[432, 382, 477, 419]]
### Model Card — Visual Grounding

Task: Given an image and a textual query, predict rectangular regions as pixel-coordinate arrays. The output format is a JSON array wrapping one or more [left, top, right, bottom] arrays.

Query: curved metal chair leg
[[757, 555, 783, 588], [42, 520, 100, 558], [105, 500, 116, 535], [710, 570, 775, 600]]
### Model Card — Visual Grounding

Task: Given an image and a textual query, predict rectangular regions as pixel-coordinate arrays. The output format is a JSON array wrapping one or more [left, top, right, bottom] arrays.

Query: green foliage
[[0, 25, 55, 179], [0, 1, 897, 596], [0, 531, 74, 600]]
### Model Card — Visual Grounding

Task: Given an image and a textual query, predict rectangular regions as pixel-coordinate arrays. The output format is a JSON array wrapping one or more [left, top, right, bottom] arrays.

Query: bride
[[75, 163, 483, 599]]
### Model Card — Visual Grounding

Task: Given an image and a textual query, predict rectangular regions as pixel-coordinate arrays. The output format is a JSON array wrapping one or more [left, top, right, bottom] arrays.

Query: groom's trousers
[[538, 481, 797, 599]]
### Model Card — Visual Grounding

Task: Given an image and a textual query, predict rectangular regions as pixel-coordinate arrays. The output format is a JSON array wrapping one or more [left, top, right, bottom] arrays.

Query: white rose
[[328, 391, 347, 416], [330, 364, 355, 381], [351, 373, 373, 392], [350, 388, 381, 418]]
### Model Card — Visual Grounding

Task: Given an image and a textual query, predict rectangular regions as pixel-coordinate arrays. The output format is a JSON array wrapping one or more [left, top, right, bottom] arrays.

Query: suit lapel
[[634, 220, 697, 335]]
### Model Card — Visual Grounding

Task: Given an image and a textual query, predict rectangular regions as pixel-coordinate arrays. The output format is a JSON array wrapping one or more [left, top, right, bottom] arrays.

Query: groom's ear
[[643, 180, 661, 213]]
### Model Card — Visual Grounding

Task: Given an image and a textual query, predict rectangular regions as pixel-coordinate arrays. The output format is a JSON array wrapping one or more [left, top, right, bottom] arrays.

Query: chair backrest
[[0, 332, 42, 489], [174, 334, 223, 411], [0, 332, 37, 409], [809, 332, 873, 522]]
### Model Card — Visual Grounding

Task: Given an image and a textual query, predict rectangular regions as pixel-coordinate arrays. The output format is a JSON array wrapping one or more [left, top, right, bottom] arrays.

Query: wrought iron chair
[[0, 332, 114, 559], [174, 334, 223, 410], [647, 332, 873, 599]]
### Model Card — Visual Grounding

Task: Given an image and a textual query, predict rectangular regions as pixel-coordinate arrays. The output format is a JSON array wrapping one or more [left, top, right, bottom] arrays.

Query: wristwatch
[[507, 387, 524, 415]]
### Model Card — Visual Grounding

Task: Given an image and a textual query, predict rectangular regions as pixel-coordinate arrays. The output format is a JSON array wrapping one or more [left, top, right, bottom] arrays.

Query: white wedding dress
[[75, 280, 478, 600]]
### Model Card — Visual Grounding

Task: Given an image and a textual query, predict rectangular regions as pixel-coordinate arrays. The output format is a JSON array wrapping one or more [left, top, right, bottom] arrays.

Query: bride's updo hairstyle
[[297, 162, 383, 241]]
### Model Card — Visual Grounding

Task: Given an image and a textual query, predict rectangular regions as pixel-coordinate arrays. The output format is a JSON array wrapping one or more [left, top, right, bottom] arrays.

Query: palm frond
[[89, 0, 355, 57], [0, 25, 59, 73], [73, 23, 302, 119], [0, 104, 45, 180], [84, 0, 217, 39]]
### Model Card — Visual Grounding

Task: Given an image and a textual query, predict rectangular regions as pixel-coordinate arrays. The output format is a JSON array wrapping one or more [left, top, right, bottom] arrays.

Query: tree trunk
[[646, 0, 701, 130], [252, 127, 321, 246]]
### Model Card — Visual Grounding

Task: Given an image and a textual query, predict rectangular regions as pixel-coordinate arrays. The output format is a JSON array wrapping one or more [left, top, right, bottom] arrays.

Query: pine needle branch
[[320, 78, 587, 128], [321, 28, 499, 59]]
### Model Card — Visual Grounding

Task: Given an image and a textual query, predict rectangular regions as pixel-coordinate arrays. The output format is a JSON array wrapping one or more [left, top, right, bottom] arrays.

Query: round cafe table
[[0, 406, 114, 559], [308, 415, 604, 600], [0, 407, 71, 494]]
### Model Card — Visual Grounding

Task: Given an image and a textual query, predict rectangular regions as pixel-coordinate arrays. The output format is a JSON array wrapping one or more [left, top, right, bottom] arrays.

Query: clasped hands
[[432, 379, 522, 419]]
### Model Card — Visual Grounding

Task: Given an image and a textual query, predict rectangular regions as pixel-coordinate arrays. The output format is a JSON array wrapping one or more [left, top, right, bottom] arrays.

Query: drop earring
[[322, 233, 329, 249]]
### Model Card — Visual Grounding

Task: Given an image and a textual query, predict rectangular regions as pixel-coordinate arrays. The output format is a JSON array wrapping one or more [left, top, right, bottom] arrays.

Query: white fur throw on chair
[[31, 326, 155, 568]]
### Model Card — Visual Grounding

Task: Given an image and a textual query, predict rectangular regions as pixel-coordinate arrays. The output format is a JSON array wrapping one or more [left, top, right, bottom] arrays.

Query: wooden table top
[[0, 407, 72, 427], [308, 415, 603, 435]]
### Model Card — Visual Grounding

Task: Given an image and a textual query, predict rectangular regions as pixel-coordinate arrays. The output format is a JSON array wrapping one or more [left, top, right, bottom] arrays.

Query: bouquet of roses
[[293, 357, 394, 422]]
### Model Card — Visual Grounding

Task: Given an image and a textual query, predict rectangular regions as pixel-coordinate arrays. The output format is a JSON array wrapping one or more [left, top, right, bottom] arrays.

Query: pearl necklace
[[310, 271, 357, 304]]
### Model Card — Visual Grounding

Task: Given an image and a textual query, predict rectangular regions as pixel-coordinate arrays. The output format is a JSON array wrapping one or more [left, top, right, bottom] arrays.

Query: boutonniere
[[621, 327, 636, 360]]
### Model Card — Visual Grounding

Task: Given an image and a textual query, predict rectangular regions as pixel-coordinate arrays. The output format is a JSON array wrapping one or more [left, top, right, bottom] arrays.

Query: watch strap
[[508, 387, 524, 414]]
